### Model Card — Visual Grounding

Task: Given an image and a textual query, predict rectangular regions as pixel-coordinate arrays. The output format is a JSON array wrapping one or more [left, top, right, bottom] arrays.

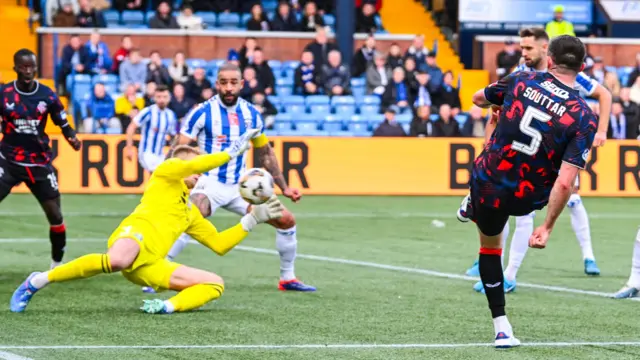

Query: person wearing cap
[[373, 105, 406, 137], [496, 40, 521, 79], [545, 5, 575, 39]]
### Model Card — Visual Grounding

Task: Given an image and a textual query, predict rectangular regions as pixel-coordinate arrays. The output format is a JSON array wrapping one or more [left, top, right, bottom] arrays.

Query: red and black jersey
[[0, 81, 71, 166]]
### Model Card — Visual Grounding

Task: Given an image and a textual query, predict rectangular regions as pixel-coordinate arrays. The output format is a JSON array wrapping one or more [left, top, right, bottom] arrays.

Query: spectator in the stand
[[433, 104, 460, 137], [495, 40, 521, 79], [403, 57, 417, 92], [545, 5, 575, 38], [113, 0, 144, 12], [185, 67, 212, 102], [620, 87, 639, 121], [149, 1, 180, 29], [382, 67, 412, 111], [409, 105, 434, 137], [169, 83, 195, 121], [366, 52, 391, 96], [294, 51, 321, 95], [146, 51, 172, 86], [304, 27, 338, 69], [168, 51, 192, 84], [423, 52, 443, 92], [115, 84, 144, 131], [627, 53, 640, 88], [252, 92, 278, 128], [373, 106, 406, 137], [356, 3, 378, 34], [412, 69, 432, 110], [202, 87, 214, 101], [208, 0, 237, 13], [227, 49, 241, 67], [47, 0, 79, 26], [241, 66, 264, 100], [630, 77, 640, 104], [356, 0, 382, 12], [239, 37, 258, 70], [352, 33, 376, 78], [143, 81, 157, 107], [59, 35, 90, 91], [604, 71, 621, 98], [52, 1, 78, 27], [300, 1, 325, 32], [405, 35, 429, 67], [239, 0, 261, 13], [386, 43, 403, 70], [119, 48, 147, 92], [252, 48, 276, 95], [89, 0, 110, 10], [323, 50, 351, 96], [83, 83, 120, 133], [608, 99, 639, 139], [85, 31, 111, 74], [177, 4, 203, 30], [271, 0, 299, 32], [76, 0, 106, 27], [247, 3, 271, 31], [434, 71, 461, 115], [590, 57, 605, 84], [461, 105, 487, 137], [112, 36, 132, 75]]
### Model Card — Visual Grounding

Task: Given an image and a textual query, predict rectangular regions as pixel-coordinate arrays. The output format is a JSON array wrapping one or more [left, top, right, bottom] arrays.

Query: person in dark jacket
[[621, 87, 640, 124], [461, 105, 487, 137], [246, 3, 270, 31], [373, 106, 406, 137], [386, 43, 403, 70], [271, 1, 298, 31], [169, 83, 195, 121], [184, 67, 212, 102], [252, 91, 278, 128], [433, 71, 461, 115], [608, 99, 640, 139], [238, 37, 259, 70], [382, 67, 413, 112], [322, 50, 351, 96], [146, 50, 172, 86], [627, 53, 640, 87], [76, 0, 106, 28], [59, 35, 90, 92], [351, 34, 376, 78], [252, 48, 276, 95], [304, 27, 338, 70], [300, 1, 325, 32], [496, 40, 521, 79], [433, 104, 460, 137], [355, 3, 378, 33], [240, 66, 264, 100], [85, 31, 112, 74], [409, 105, 435, 137], [148, 1, 180, 29], [294, 50, 321, 95]]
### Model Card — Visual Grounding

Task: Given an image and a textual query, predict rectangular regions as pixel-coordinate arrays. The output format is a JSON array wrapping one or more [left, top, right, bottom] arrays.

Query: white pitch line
[[0, 351, 34, 360], [1, 342, 640, 350], [0, 238, 630, 301]]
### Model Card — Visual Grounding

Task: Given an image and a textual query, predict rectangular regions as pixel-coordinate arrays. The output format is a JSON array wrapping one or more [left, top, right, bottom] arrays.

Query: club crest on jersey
[[36, 101, 47, 114], [6, 103, 15, 110], [228, 112, 239, 126]]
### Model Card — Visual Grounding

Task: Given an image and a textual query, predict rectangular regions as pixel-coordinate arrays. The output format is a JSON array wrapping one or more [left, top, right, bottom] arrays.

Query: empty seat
[[276, 77, 294, 86], [369, 114, 385, 127], [396, 114, 412, 125], [306, 95, 330, 105], [104, 10, 120, 25], [273, 120, 292, 132], [429, 114, 439, 122], [348, 121, 371, 136], [241, 13, 252, 27], [309, 104, 331, 115], [276, 86, 293, 97], [286, 104, 307, 114], [122, 11, 144, 25], [335, 105, 356, 116], [361, 95, 381, 105], [455, 114, 468, 126], [296, 121, 319, 133], [218, 13, 240, 28], [324, 14, 335, 26], [186, 58, 207, 69], [281, 95, 305, 105], [197, 12, 217, 28], [350, 77, 366, 88]]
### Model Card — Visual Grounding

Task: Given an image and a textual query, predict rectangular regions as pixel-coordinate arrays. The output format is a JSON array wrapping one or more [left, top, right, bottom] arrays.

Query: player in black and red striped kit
[[0, 49, 81, 268], [460, 36, 598, 348]]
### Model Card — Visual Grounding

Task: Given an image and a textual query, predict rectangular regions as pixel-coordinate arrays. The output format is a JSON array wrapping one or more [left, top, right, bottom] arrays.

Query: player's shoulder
[[35, 81, 57, 98], [237, 97, 259, 112]]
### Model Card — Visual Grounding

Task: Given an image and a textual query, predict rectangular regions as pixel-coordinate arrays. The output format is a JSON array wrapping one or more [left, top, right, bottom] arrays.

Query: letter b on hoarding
[[449, 143, 475, 189]]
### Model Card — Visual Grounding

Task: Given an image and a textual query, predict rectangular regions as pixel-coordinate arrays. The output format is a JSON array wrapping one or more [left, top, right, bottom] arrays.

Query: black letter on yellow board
[[116, 140, 144, 187], [282, 142, 309, 188], [82, 139, 108, 187], [584, 147, 597, 190], [450, 144, 475, 189], [619, 146, 640, 190]]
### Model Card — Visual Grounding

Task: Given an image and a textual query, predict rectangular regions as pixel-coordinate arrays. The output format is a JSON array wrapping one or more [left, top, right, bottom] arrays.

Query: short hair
[[149, 50, 160, 56], [155, 84, 170, 93], [253, 46, 263, 52], [548, 35, 586, 73], [217, 62, 242, 77], [130, 47, 140, 54], [170, 145, 202, 158], [519, 27, 549, 42], [14, 49, 35, 64]]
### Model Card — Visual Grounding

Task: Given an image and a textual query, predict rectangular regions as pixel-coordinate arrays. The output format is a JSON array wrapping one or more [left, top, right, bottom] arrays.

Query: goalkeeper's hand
[[240, 196, 285, 232], [224, 129, 259, 158]]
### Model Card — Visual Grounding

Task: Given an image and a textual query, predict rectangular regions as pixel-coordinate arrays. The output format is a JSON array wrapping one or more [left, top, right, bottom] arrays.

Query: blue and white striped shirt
[[134, 104, 178, 157], [181, 95, 264, 185], [512, 63, 598, 97]]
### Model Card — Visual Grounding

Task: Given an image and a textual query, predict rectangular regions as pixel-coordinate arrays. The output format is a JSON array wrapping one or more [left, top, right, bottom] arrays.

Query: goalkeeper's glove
[[240, 195, 284, 232], [225, 129, 259, 158]]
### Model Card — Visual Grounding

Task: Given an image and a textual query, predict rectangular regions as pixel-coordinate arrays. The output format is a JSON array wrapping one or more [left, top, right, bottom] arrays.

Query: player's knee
[[205, 272, 224, 287], [272, 209, 296, 229]]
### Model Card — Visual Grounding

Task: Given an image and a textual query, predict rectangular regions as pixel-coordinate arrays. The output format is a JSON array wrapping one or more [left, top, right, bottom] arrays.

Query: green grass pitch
[[1, 194, 640, 359]]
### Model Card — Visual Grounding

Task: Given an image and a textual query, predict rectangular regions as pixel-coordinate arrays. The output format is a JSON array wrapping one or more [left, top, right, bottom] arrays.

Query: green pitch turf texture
[[1, 194, 640, 360]]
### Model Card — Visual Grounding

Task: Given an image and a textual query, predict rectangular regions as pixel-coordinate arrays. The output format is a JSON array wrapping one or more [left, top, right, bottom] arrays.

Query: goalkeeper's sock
[[276, 226, 297, 281], [30, 254, 112, 289], [165, 283, 224, 313]]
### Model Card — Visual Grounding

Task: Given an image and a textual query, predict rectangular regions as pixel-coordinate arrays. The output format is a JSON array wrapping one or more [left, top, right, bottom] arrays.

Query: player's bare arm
[[50, 100, 81, 151], [590, 83, 612, 147], [472, 88, 494, 109], [125, 121, 139, 160], [255, 141, 302, 202]]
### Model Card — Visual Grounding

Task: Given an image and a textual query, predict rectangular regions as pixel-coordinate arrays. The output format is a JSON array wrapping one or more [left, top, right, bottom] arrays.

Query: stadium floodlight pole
[[335, 0, 355, 66]]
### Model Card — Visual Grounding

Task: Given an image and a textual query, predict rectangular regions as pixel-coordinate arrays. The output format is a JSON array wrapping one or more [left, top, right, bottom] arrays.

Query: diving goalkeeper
[[10, 129, 283, 314]]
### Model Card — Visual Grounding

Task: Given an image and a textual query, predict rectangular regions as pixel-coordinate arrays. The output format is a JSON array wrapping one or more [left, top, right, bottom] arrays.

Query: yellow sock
[[168, 283, 224, 312], [48, 254, 112, 283]]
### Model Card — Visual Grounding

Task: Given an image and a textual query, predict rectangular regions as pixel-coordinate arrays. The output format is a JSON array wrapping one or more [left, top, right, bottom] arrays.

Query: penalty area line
[[2, 342, 640, 350]]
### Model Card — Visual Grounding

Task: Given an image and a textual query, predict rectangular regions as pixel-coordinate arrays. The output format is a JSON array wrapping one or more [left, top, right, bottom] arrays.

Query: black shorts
[[471, 196, 510, 237], [0, 156, 59, 202]]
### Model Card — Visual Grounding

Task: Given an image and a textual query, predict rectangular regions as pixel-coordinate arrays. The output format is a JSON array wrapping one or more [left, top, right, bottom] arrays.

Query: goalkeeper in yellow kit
[[10, 129, 284, 314]]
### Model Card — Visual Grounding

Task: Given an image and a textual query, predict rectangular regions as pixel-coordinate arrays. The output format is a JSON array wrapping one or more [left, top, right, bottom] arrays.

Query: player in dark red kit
[[462, 35, 597, 348], [0, 49, 81, 269]]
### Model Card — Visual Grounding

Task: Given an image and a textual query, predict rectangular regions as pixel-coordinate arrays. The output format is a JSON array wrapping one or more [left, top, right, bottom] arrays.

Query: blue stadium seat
[[322, 115, 345, 132], [361, 95, 381, 105], [306, 95, 330, 105], [264, 129, 279, 137], [350, 77, 366, 88], [331, 95, 355, 106], [281, 68, 295, 80], [374, 15, 382, 29], [283, 60, 300, 70], [329, 131, 355, 137], [268, 60, 282, 73], [92, 74, 118, 85], [262, 0, 278, 12], [335, 105, 356, 116], [359, 104, 379, 115], [396, 114, 412, 125], [323, 14, 335, 27], [186, 58, 207, 69], [352, 87, 366, 100], [286, 104, 307, 114], [122, 11, 144, 26], [218, 13, 240, 28], [282, 95, 305, 105], [273, 119, 292, 132], [145, 11, 155, 23], [241, 13, 252, 27], [276, 77, 294, 86], [275, 113, 292, 122], [309, 104, 331, 115], [72, 84, 92, 102], [267, 95, 281, 110], [369, 114, 386, 128], [276, 86, 293, 97], [278, 130, 300, 136], [161, 58, 172, 68], [296, 121, 320, 133], [348, 121, 371, 136], [455, 114, 468, 126], [104, 10, 120, 25], [197, 12, 217, 28], [429, 114, 439, 121], [207, 76, 216, 86], [401, 124, 410, 134]]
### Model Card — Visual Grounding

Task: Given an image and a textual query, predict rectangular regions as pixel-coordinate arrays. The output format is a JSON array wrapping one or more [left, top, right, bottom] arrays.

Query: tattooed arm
[[253, 136, 302, 202]]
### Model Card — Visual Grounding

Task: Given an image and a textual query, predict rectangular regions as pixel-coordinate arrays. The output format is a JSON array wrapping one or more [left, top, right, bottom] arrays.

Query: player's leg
[[465, 200, 510, 277], [139, 261, 225, 314], [613, 227, 640, 299], [9, 235, 139, 312], [0, 158, 21, 203], [567, 179, 599, 275]]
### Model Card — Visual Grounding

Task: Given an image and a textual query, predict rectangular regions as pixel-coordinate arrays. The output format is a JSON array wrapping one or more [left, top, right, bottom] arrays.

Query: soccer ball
[[239, 168, 274, 205]]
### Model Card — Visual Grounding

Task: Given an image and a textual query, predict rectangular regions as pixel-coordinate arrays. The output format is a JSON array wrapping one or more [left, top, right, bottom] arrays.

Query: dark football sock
[[479, 248, 506, 318], [50, 224, 66, 263]]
